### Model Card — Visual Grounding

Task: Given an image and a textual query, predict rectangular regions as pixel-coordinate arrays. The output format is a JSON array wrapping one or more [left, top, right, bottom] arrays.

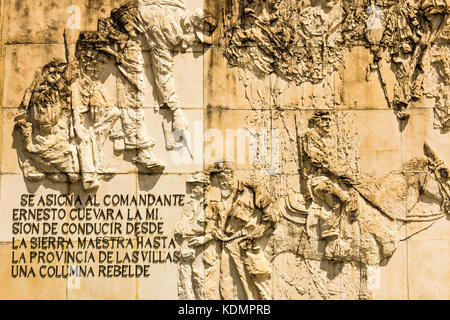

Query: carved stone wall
[[0, 0, 448, 300]]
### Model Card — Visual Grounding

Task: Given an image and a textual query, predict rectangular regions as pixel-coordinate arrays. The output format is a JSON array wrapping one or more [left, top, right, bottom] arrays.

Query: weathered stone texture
[[0, 0, 448, 300]]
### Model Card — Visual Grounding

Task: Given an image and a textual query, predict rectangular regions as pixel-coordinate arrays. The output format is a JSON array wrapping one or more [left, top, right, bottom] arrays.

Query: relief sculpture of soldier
[[175, 162, 278, 300], [207, 162, 278, 300], [14, 0, 216, 190], [300, 111, 361, 258], [175, 173, 211, 300], [14, 31, 120, 191], [70, 33, 121, 190], [99, 0, 216, 157]]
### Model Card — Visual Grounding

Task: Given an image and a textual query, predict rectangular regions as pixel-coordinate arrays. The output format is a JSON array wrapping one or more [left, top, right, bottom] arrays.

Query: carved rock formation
[[220, 0, 449, 122]]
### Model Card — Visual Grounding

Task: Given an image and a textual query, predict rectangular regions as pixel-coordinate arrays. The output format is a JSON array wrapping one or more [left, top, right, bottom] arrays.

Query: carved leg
[[220, 242, 254, 300], [192, 248, 205, 300], [75, 119, 99, 191], [150, 47, 179, 109], [203, 242, 221, 300], [177, 259, 195, 300], [150, 47, 187, 132], [92, 106, 120, 147], [252, 275, 272, 300], [244, 246, 272, 300], [77, 142, 99, 191], [92, 106, 120, 174], [219, 245, 238, 300]]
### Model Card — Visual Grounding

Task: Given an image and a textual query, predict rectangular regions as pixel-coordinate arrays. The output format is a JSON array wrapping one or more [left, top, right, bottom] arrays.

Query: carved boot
[[173, 108, 188, 132], [395, 107, 410, 121], [133, 148, 165, 173], [82, 173, 100, 192]]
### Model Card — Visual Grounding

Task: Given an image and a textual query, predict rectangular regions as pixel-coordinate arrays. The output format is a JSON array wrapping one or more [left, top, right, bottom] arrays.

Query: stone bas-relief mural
[[14, 0, 216, 190], [176, 163, 278, 300], [220, 0, 449, 126], [176, 113, 449, 300], [1, 0, 448, 300]]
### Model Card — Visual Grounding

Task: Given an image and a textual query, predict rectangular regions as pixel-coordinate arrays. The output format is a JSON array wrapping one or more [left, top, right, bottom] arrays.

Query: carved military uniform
[[175, 197, 207, 300], [72, 75, 120, 190], [174, 172, 212, 300], [70, 33, 122, 190], [114, 38, 156, 152], [15, 60, 77, 182], [109, 0, 208, 134], [301, 112, 360, 241], [217, 181, 277, 300], [136, 0, 187, 111]]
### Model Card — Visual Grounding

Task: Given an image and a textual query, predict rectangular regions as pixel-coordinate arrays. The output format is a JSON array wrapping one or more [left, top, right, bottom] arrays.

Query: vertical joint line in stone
[[0, 0, 6, 178], [0, 0, 5, 94]]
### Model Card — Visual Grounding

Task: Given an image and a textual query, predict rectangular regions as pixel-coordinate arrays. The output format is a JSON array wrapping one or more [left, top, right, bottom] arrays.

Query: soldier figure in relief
[[14, 32, 121, 191], [102, 0, 215, 161], [175, 173, 211, 300], [209, 162, 278, 300], [71, 32, 121, 190], [132, 0, 191, 132], [15, 59, 79, 184], [301, 112, 361, 253]]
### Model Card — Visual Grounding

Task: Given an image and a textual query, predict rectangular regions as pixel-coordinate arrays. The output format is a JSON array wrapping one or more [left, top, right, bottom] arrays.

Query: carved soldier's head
[[309, 111, 334, 134], [75, 32, 111, 80], [186, 173, 210, 199], [210, 161, 236, 199]]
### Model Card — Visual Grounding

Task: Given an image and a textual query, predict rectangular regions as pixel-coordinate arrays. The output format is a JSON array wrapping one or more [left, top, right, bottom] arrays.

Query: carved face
[[219, 169, 235, 199], [309, 112, 335, 135], [316, 115, 333, 134], [190, 183, 207, 199], [78, 49, 108, 79], [323, 0, 338, 9]]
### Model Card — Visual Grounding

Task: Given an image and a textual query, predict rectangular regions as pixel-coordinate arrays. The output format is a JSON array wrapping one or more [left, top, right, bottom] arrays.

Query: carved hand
[[188, 236, 206, 247]]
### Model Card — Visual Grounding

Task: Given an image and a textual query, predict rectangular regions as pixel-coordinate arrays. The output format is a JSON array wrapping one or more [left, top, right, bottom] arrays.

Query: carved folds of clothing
[[15, 57, 122, 188], [175, 198, 208, 300], [215, 181, 277, 300], [15, 61, 76, 179], [136, 1, 192, 110], [112, 1, 189, 111], [108, 39, 155, 152], [309, 176, 359, 241], [302, 132, 357, 183], [72, 76, 120, 187]]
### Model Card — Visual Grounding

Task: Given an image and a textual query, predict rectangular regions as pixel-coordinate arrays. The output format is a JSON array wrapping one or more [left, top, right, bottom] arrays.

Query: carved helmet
[[75, 31, 109, 59], [207, 161, 235, 174], [186, 173, 210, 185]]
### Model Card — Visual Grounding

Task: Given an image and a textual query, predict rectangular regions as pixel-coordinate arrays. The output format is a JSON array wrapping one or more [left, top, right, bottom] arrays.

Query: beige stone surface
[[5, 0, 74, 44], [342, 47, 392, 110], [2, 44, 66, 108], [0, 174, 69, 242], [0, 243, 67, 300], [0, 0, 448, 300], [407, 240, 450, 300], [372, 241, 409, 300], [66, 247, 138, 300]]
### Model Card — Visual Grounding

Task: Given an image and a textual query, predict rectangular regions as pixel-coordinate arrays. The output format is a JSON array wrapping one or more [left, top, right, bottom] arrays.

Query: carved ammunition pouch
[[244, 245, 271, 277]]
